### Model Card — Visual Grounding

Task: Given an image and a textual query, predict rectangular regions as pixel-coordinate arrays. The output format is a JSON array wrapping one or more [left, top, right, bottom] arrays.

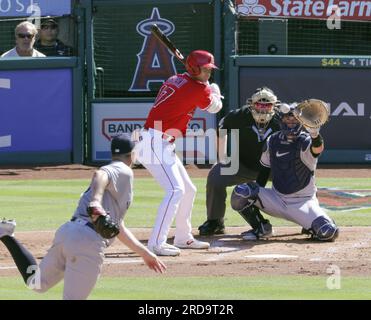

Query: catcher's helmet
[[279, 103, 302, 140], [247, 87, 278, 128], [186, 50, 218, 76]]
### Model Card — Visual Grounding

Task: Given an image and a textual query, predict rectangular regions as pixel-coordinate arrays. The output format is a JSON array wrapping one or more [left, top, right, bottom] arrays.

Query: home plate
[[245, 254, 298, 259]]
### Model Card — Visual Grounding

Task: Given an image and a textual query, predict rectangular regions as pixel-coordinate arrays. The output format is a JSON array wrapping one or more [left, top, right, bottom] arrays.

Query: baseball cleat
[[198, 219, 225, 236], [0, 218, 16, 238], [174, 238, 210, 249], [241, 222, 273, 241], [149, 243, 181, 256]]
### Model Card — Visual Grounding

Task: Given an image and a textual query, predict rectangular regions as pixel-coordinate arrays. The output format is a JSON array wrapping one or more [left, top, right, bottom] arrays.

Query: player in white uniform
[[230, 104, 339, 241], [0, 135, 166, 300], [135, 50, 223, 256]]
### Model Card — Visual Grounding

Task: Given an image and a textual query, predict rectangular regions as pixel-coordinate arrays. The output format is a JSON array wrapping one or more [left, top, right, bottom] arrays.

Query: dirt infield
[[0, 164, 370, 279], [0, 227, 370, 278], [1, 163, 371, 180]]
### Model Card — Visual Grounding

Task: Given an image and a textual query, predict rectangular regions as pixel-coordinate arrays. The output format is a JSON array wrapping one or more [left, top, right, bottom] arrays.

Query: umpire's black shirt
[[219, 106, 281, 172]]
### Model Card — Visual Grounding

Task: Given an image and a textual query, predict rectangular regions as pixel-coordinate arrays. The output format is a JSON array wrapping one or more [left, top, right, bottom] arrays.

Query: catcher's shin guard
[[311, 216, 339, 242], [230, 182, 260, 212], [238, 206, 268, 230]]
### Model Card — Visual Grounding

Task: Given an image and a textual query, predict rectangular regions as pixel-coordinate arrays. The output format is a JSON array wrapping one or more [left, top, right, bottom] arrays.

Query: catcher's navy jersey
[[219, 106, 281, 171], [260, 131, 318, 196]]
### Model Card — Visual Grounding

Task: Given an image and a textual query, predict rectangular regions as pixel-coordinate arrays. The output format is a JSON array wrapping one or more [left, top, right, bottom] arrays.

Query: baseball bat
[[151, 24, 186, 65]]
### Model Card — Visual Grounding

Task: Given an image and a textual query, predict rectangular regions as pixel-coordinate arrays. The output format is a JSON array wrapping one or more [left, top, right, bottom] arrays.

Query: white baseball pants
[[135, 128, 196, 248]]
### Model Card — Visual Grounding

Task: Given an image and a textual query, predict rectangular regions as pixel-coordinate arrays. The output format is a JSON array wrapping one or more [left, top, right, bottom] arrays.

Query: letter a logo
[[130, 8, 177, 91]]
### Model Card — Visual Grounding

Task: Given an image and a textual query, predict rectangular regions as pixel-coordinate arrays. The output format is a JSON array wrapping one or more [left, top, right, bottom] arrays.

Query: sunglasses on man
[[17, 33, 35, 39]]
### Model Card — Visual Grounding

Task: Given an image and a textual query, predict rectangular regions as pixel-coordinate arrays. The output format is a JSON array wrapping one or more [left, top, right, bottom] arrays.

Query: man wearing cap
[[135, 50, 223, 256], [34, 18, 73, 56], [0, 134, 166, 300]]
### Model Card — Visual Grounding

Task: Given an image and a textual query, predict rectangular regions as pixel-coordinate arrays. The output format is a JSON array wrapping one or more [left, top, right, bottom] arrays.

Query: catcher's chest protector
[[269, 134, 313, 194]]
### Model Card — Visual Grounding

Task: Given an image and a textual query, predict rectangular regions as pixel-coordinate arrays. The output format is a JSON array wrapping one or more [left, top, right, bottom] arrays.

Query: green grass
[[0, 178, 370, 231], [0, 276, 370, 300], [0, 177, 370, 301]]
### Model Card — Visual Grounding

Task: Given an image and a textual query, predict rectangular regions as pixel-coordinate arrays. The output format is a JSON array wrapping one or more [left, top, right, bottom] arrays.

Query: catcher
[[198, 87, 281, 237], [231, 100, 339, 241], [0, 134, 166, 300]]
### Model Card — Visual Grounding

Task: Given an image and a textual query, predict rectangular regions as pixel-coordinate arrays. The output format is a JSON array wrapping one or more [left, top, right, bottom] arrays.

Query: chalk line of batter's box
[[104, 258, 143, 265], [0, 266, 17, 270]]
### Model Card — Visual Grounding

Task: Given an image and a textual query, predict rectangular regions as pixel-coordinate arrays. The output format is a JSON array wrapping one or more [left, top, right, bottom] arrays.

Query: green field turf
[[1, 177, 370, 300], [0, 178, 370, 231], [0, 276, 370, 300]]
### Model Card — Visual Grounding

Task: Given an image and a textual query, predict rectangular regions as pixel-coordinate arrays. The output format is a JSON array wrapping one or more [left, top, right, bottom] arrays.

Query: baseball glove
[[87, 205, 120, 239], [293, 99, 330, 129]]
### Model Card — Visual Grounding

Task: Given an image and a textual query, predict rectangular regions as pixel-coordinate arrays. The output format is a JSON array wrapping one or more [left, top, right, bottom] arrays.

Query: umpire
[[198, 87, 281, 237]]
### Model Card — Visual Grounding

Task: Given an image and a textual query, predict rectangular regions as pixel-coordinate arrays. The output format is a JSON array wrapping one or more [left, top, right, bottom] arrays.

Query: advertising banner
[[92, 103, 217, 163], [0, 0, 71, 17], [0, 69, 72, 155], [235, 0, 371, 21], [238, 67, 371, 153]]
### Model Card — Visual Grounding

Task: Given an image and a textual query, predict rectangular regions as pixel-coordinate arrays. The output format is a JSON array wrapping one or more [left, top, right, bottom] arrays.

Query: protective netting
[[92, 4, 214, 98], [237, 17, 371, 55]]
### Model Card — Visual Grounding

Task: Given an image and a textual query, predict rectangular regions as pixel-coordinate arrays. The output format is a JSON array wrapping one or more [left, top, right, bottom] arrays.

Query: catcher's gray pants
[[256, 188, 332, 229], [207, 162, 258, 220], [28, 220, 106, 300]]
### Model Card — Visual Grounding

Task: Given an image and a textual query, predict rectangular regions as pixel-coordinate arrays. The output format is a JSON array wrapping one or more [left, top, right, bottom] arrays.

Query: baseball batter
[[0, 135, 166, 300], [231, 103, 339, 241], [135, 50, 223, 256]]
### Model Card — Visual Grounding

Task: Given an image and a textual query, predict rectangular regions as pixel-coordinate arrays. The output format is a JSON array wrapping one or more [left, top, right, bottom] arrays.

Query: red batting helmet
[[185, 50, 218, 76]]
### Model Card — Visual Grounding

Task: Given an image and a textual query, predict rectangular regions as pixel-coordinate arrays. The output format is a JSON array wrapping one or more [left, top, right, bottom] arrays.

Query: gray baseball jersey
[[256, 131, 331, 229], [29, 161, 133, 299], [73, 160, 133, 245]]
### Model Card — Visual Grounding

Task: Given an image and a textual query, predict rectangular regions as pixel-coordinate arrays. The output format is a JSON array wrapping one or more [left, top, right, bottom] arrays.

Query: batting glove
[[209, 83, 224, 99]]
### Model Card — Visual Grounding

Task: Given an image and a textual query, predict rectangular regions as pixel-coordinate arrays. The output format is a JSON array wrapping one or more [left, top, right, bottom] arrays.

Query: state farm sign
[[236, 0, 371, 21]]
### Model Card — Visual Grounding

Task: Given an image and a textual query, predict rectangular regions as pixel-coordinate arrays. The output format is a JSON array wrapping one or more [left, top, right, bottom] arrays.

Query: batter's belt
[[140, 127, 175, 143]]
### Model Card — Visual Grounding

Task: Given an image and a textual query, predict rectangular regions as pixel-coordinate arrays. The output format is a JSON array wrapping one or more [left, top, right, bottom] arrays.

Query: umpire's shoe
[[241, 221, 273, 240], [0, 218, 16, 238], [198, 219, 225, 236]]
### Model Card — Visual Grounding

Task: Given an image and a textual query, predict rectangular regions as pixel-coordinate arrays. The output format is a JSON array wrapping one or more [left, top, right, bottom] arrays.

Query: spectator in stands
[[34, 18, 73, 56], [1, 21, 45, 57]]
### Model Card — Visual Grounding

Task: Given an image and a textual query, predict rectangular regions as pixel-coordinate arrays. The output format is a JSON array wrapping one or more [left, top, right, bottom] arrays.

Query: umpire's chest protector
[[268, 133, 313, 194]]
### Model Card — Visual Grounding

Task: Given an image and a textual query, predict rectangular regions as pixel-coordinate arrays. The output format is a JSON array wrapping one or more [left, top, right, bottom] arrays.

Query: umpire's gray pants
[[206, 162, 258, 220]]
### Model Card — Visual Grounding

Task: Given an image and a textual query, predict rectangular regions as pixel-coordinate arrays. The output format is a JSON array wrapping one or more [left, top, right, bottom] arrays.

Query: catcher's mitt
[[87, 205, 120, 239], [293, 99, 330, 129]]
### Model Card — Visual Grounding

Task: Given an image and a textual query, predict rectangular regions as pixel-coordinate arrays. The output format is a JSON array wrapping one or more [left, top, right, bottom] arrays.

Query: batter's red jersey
[[144, 73, 212, 138]]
